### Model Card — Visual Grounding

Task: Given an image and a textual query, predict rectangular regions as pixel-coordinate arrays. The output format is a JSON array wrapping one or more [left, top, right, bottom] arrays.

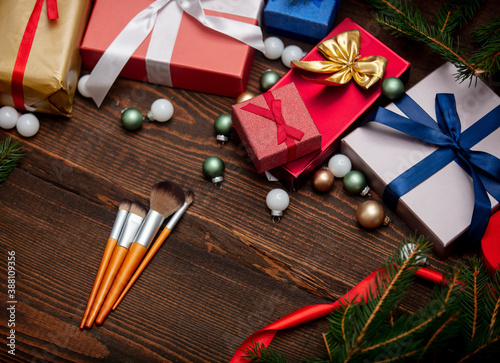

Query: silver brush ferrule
[[134, 210, 165, 248], [165, 203, 188, 230], [109, 209, 129, 240], [117, 212, 145, 249]]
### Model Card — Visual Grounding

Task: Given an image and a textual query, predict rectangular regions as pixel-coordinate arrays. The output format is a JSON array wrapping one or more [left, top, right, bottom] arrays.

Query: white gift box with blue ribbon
[[341, 62, 500, 258]]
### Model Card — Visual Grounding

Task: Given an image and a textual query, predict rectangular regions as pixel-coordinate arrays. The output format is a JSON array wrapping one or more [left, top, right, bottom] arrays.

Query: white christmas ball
[[16, 113, 40, 137], [266, 188, 290, 215], [281, 45, 304, 68], [77, 74, 92, 98], [328, 154, 352, 178], [263, 37, 284, 60], [0, 106, 20, 129], [148, 98, 174, 122]]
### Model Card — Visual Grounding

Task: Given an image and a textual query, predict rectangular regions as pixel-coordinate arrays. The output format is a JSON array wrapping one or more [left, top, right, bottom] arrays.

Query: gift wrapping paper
[[341, 62, 500, 258], [81, 0, 264, 99], [264, 0, 341, 43], [0, 0, 91, 117], [269, 17, 411, 189], [232, 83, 322, 173]]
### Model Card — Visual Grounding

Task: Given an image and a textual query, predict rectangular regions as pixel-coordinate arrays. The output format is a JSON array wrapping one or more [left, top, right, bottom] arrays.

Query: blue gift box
[[264, 0, 341, 43]]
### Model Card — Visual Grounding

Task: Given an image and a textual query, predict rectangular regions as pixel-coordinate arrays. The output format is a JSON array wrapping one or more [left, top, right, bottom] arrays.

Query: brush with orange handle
[[95, 181, 185, 325], [84, 201, 147, 328], [79, 199, 131, 329], [112, 190, 194, 311]]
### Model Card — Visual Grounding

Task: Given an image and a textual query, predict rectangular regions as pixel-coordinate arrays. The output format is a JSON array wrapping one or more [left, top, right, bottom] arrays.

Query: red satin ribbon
[[481, 210, 500, 274], [229, 266, 445, 362], [241, 92, 304, 162], [11, 0, 59, 110]]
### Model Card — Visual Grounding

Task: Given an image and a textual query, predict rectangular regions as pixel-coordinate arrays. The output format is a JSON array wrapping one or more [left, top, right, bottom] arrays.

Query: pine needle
[[363, 0, 498, 83], [0, 137, 24, 184]]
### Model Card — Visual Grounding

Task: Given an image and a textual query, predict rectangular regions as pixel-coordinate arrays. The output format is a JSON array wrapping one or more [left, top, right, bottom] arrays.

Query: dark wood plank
[[1, 0, 499, 361]]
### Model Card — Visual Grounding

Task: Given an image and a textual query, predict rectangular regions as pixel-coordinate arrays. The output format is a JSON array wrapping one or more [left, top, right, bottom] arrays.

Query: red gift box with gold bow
[[269, 17, 411, 189], [232, 83, 322, 174]]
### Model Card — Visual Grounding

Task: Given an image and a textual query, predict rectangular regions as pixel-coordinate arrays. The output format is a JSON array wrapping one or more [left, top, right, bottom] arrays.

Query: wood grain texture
[[1, 0, 499, 361]]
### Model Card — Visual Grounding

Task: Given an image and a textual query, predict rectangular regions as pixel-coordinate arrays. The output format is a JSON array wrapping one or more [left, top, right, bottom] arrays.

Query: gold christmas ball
[[236, 91, 256, 103], [356, 200, 389, 229], [312, 169, 335, 192]]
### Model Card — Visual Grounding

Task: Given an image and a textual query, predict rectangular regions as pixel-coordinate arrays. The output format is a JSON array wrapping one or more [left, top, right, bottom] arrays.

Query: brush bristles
[[129, 201, 148, 219], [184, 190, 194, 206], [150, 181, 185, 218], [118, 199, 132, 212]]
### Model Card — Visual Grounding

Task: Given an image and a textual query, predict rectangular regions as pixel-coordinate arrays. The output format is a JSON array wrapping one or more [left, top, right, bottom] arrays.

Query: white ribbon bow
[[86, 0, 265, 106]]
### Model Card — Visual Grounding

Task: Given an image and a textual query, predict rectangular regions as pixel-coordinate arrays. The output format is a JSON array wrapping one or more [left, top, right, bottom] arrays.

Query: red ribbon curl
[[11, 0, 59, 110], [241, 92, 304, 162]]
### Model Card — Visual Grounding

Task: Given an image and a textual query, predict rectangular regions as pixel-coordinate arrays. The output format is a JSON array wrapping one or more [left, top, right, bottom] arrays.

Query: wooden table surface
[[1, 1, 499, 362]]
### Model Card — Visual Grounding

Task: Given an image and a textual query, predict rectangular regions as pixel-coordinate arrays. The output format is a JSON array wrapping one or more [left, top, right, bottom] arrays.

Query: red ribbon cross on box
[[241, 91, 304, 162], [11, 0, 59, 110]]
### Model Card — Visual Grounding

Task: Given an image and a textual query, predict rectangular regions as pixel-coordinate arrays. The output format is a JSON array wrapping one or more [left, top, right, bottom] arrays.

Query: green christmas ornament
[[121, 108, 144, 131], [381, 77, 404, 100], [214, 114, 233, 143], [203, 156, 225, 187], [260, 70, 280, 92], [343, 170, 370, 196]]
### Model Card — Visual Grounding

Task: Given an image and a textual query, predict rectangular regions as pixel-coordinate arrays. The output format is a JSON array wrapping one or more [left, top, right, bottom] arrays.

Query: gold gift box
[[0, 0, 91, 117]]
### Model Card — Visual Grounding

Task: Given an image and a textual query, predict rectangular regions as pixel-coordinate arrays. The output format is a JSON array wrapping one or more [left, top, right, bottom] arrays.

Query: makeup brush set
[[80, 180, 194, 328]]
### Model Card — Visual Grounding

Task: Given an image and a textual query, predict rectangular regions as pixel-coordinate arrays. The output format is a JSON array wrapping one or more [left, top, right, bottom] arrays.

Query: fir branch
[[436, 0, 486, 34], [486, 272, 500, 338], [322, 333, 333, 362], [243, 341, 287, 363], [344, 237, 429, 361], [420, 312, 459, 359], [471, 16, 500, 43], [247, 240, 500, 362], [0, 137, 24, 184], [374, 350, 418, 363], [363, 0, 497, 83], [457, 335, 500, 363]]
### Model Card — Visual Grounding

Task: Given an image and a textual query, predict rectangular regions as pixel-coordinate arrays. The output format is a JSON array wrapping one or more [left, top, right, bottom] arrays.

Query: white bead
[[148, 98, 174, 122], [77, 74, 92, 98], [263, 37, 284, 60], [266, 188, 290, 216], [281, 45, 304, 68], [0, 106, 20, 129], [328, 154, 352, 178], [16, 113, 39, 137]]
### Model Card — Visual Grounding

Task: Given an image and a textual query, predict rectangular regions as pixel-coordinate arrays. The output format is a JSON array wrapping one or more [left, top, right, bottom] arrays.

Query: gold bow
[[291, 29, 388, 89]]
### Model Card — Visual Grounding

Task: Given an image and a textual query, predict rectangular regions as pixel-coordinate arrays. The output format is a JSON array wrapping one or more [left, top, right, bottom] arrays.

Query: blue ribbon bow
[[368, 93, 500, 247]]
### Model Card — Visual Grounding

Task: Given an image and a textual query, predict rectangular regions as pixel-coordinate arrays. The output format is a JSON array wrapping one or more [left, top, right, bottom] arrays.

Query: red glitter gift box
[[232, 83, 322, 174]]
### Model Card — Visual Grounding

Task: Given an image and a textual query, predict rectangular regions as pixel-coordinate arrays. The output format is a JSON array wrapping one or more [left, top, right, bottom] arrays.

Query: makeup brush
[[85, 201, 147, 328], [112, 190, 194, 311], [80, 199, 131, 330], [95, 181, 185, 325]]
